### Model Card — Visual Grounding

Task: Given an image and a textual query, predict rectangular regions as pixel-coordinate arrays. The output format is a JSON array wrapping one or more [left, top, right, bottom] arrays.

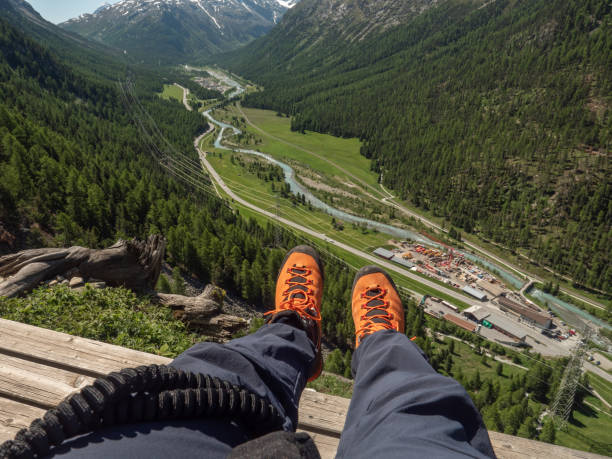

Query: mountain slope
[[60, 0, 299, 65], [0, 0, 126, 81], [225, 0, 612, 293]]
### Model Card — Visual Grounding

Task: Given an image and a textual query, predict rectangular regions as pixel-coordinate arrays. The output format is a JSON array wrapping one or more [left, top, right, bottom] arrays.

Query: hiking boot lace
[[356, 286, 394, 340], [266, 266, 321, 322]]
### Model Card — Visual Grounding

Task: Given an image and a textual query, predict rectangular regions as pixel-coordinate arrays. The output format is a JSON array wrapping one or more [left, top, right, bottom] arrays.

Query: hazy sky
[[26, 0, 117, 24]]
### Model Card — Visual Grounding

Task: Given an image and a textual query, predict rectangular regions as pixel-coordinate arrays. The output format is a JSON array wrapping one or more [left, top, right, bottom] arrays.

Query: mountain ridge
[[60, 0, 300, 64]]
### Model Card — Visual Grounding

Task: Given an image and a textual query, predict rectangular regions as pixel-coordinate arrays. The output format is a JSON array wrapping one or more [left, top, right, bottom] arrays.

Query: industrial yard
[[374, 242, 509, 301], [421, 296, 579, 357], [373, 243, 582, 357]]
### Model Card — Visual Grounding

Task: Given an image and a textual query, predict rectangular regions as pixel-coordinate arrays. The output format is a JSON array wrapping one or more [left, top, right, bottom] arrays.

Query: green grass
[[207, 151, 391, 250], [555, 395, 612, 456], [307, 374, 354, 398], [229, 105, 385, 199], [553, 372, 612, 455], [0, 285, 200, 357], [160, 84, 184, 103], [588, 372, 612, 407]]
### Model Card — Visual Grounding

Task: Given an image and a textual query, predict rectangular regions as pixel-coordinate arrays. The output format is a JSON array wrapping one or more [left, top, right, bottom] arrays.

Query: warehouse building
[[463, 305, 491, 323], [462, 285, 488, 301], [476, 278, 505, 298], [391, 255, 415, 269], [373, 247, 394, 260], [497, 296, 552, 329], [443, 314, 476, 332], [483, 313, 527, 342]]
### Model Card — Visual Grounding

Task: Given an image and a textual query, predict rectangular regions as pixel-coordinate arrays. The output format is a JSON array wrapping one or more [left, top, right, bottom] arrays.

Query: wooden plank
[[489, 431, 606, 459], [0, 318, 170, 377], [0, 362, 84, 408], [298, 429, 339, 459], [0, 398, 45, 443], [298, 389, 350, 435], [0, 354, 93, 391]]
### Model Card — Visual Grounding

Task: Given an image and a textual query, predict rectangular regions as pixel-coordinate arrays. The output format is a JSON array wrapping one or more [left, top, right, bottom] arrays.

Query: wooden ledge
[[0, 319, 606, 458]]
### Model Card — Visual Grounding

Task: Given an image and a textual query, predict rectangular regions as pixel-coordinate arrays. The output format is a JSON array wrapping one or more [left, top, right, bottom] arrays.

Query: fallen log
[[151, 285, 224, 320], [188, 314, 248, 340], [151, 285, 248, 339], [0, 236, 165, 298]]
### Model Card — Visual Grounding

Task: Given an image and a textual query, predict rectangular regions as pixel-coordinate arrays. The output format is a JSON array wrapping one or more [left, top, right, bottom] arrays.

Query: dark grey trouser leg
[[51, 321, 315, 458], [169, 319, 316, 432], [336, 330, 495, 459]]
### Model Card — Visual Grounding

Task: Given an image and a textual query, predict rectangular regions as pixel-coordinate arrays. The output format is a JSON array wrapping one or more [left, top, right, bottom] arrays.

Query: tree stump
[[0, 235, 165, 298]]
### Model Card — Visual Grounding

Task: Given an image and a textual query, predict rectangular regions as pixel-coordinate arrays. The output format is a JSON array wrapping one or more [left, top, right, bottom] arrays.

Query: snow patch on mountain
[[59, 0, 301, 63]]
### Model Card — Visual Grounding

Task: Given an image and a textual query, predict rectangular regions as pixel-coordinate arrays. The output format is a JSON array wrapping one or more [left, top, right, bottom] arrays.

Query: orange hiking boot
[[265, 245, 324, 381], [351, 266, 404, 348]]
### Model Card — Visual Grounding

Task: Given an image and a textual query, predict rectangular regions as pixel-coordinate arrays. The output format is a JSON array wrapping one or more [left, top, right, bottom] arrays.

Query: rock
[[69, 277, 85, 288], [153, 292, 221, 318], [48, 280, 58, 287], [60, 279, 69, 285], [151, 284, 246, 340]]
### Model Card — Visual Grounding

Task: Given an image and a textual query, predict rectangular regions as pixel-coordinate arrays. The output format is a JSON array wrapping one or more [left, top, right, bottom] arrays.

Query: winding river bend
[[202, 85, 609, 331], [203, 110, 437, 245]]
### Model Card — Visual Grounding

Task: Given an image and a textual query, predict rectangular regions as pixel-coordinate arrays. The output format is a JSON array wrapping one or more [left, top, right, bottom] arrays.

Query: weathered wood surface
[[0, 319, 607, 459], [488, 431, 607, 459], [0, 318, 168, 377], [0, 236, 165, 297], [0, 399, 45, 441], [0, 355, 91, 408]]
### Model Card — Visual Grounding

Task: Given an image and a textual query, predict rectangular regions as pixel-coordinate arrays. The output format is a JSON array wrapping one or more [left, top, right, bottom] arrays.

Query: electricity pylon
[[549, 326, 592, 430]]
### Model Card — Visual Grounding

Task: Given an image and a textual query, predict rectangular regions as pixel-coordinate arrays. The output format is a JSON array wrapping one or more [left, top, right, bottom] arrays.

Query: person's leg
[[170, 243, 325, 432], [53, 317, 316, 459], [170, 313, 315, 432], [336, 266, 495, 459], [337, 331, 495, 458], [51, 246, 325, 458]]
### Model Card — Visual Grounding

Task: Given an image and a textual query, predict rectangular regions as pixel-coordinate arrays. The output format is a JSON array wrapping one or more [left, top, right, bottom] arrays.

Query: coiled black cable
[[0, 364, 284, 459]]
